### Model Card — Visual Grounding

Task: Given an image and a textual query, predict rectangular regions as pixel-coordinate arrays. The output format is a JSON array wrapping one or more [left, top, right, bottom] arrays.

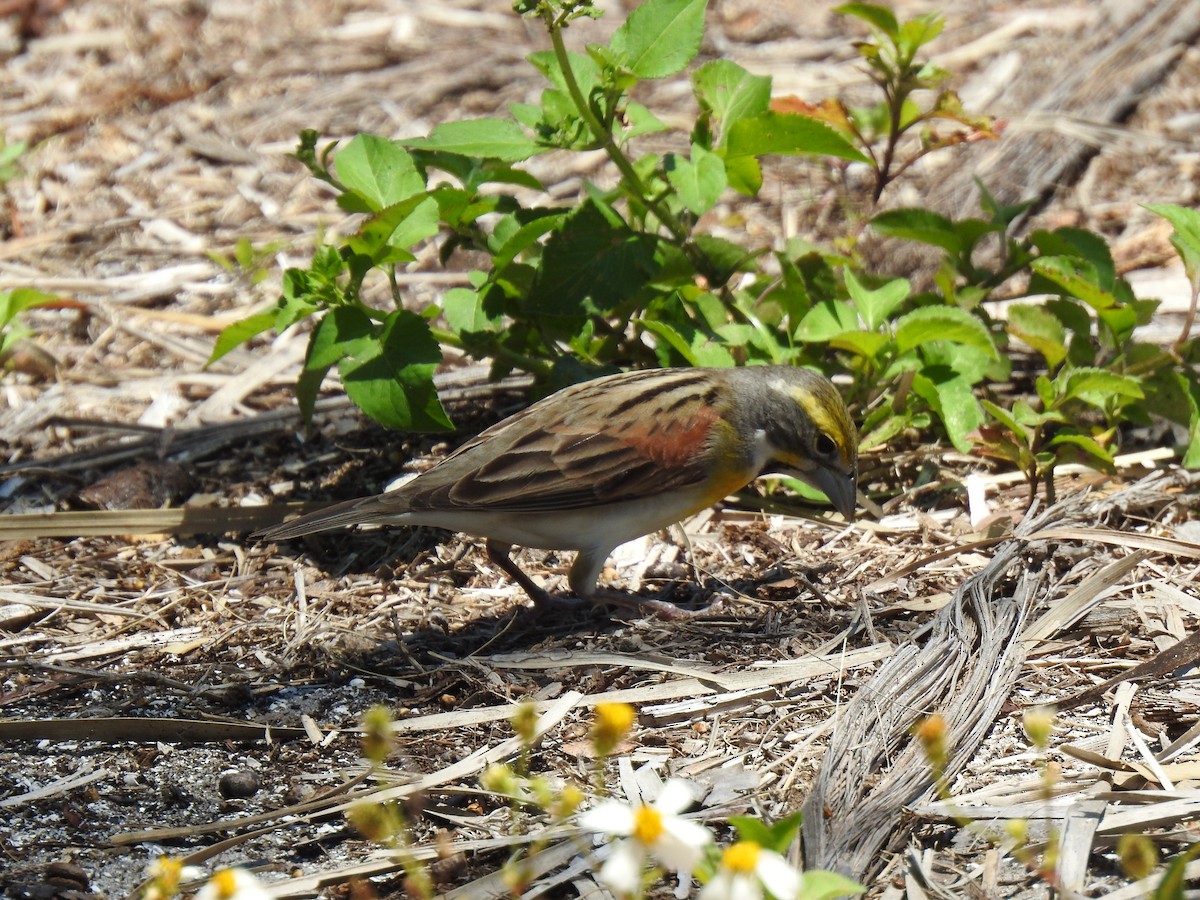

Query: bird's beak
[[808, 466, 858, 521]]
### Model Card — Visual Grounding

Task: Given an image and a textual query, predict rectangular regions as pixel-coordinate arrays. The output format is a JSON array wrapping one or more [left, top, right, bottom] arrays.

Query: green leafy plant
[[778, 3, 998, 202], [211, 0, 1200, 498], [1150, 841, 1200, 899], [967, 204, 1200, 498], [208, 0, 982, 436], [207, 238, 283, 289], [0, 135, 27, 187], [0, 287, 57, 370]]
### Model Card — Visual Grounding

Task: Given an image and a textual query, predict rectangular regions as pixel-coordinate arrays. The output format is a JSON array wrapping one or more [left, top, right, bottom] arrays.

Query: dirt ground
[[2, 1, 1200, 898]]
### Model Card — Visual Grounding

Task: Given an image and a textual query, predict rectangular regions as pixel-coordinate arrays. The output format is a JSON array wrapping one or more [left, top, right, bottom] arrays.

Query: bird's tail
[[254, 494, 407, 541]]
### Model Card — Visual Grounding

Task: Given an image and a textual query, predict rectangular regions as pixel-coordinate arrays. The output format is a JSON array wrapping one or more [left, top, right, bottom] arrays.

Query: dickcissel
[[258, 366, 858, 616]]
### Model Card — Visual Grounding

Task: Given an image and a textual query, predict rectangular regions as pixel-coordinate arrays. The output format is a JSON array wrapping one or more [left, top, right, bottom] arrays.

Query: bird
[[256, 366, 858, 617]]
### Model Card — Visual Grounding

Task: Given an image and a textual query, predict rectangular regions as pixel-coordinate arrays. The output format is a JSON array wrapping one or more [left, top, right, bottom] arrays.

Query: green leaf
[[1146, 203, 1200, 285], [420, 150, 544, 191], [1031, 228, 1115, 286], [894, 306, 997, 357], [1141, 366, 1190, 422], [208, 311, 278, 366], [404, 118, 544, 162], [870, 208, 961, 254], [726, 816, 775, 848], [621, 102, 669, 140], [1048, 431, 1115, 469], [1007, 303, 1067, 368], [665, 144, 727, 216], [1096, 304, 1138, 344], [0, 140, 27, 169], [725, 112, 869, 163], [307, 305, 366, 371], [525, 200, 659, 317], [899, 13, 943, 55], [1044, 297, 1092, 336], [760, 809, 805, 854], [529, 49, 602, 102], [836, 3, 899, 39], [347, 193, 439, 263], [509, 102, 543, 129], [796, 299, 859, 342], [442, 287, 498, 334], [0, 288, 56, 330], [691, 60, 772, 141], [277, 260, 338, 329], [799, 870, 866, 900], [334, 135, 425, 212], [982, 399, 1031, 444], [491, 212, 566, 270], [1030, 256, 1120, 310], [844, 269, 909, 331], [830, 329, 889, 359], [352, 309, 451, 431], [764, 255, 813, 323], [726, 810, 806, 856], [640, 317, 735, 367], [310, 306, 450, 431], [295, 357, 333, 426], [977, 179, 1034, 228], [921, 339, 993, 385], [1184, 379, 1200, 469], [610, 0, 707, 78], [723, 154, 762, 195], [1012, 399, 1056, 428], [859, 410, 911, 451], [1155, 844, 1200, 900], [0, 321, 29, 357], [693, 234, 755, 284], [1060, 367, 1144, 405], [1035, 374, 1055, 408], [692, 290, 732, 330], [717, 317, 795, 365], [912, 369, 982, 453]]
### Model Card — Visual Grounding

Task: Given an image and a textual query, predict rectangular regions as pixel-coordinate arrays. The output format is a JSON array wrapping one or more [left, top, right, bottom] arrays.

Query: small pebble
[[218, 769, 261, 799]]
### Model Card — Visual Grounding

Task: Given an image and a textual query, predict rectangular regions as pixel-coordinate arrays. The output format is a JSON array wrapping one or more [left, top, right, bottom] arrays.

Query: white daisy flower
[[195, 867, 272, 900], [578, 779, 713, 895], [699, 840, 803, 900]]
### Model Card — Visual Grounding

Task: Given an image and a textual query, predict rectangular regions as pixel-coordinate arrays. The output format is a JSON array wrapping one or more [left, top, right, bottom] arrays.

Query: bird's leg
[[571, 547, 725, 620], [486, 539, 564, 610], [487, 541, 723, 620]]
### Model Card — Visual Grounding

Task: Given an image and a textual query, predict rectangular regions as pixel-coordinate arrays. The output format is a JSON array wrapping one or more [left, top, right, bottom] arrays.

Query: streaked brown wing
[[406, 368, 725, 513]]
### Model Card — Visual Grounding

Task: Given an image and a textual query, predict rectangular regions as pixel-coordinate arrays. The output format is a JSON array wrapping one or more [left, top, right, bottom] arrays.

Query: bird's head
[[736, 367, 859, 519]]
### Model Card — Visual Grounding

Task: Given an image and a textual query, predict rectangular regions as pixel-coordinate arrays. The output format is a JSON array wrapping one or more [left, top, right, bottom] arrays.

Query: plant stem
[[496, 342, 555, 379], [428, 325, 465, 349], [1176, 273, 1199, 350], [428, 326, 553, 378], [543, 13, 713, 277], [874, 79, 906, 203]]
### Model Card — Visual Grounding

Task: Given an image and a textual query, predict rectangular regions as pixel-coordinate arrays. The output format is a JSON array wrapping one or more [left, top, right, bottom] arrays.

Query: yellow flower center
[[210, 869, 238, 899], [592, 703, 637, 753], [633, 806, 664, 845], [724, 841, 762, 873]]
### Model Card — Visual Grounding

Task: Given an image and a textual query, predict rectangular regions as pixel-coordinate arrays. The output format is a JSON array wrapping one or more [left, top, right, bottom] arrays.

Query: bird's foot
[[524, 586, 727, 620], [590, 588, 730, 620], [528, 588, 595, 616]]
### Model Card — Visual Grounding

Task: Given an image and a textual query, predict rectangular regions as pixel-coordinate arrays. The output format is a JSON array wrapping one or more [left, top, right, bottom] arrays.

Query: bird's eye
[[815, 433, 837, 457]]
